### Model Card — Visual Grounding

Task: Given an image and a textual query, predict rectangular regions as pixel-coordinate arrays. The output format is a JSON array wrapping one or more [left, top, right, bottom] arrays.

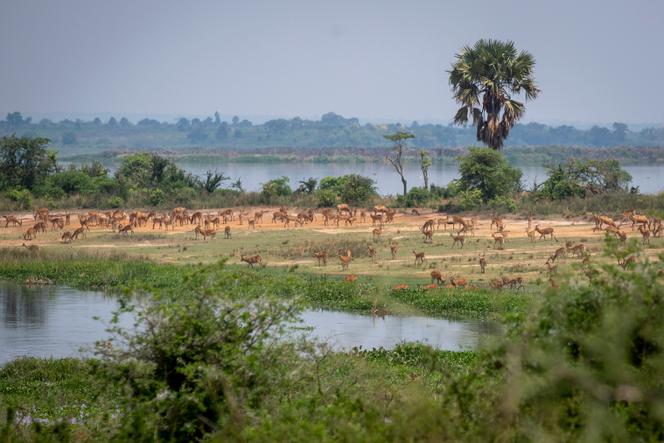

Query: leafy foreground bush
[[3, 241, 664, 441]]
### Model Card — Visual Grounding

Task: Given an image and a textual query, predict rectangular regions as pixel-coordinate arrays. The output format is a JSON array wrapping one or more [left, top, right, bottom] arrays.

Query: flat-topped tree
[[384, 131, 415, 197], [449, 39, 540, 149]]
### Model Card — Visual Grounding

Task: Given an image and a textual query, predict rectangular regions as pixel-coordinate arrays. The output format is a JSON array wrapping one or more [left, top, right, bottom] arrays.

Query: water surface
[[0, 283, 497, 364]]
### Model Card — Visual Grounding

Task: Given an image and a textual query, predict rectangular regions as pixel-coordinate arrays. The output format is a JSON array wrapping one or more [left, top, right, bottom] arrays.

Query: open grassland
[[2, 207, 662, 289]]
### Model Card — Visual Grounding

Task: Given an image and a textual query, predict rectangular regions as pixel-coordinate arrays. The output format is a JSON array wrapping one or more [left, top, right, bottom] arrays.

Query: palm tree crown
[[449, 39, 540, 149]]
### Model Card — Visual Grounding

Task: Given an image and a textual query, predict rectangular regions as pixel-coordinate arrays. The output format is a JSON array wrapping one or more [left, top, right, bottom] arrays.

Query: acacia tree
[[384, 131, 415, 197], [449, 39, 540, 149], [419, 149, 432, 190]]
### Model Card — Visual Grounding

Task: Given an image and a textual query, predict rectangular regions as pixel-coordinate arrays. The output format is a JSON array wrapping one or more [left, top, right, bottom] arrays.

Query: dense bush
[[536, 158, 632, 200]]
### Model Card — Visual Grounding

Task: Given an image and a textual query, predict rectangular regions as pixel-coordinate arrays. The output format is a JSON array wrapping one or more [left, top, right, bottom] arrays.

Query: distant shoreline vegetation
[[61, 145, 664, 166], [2, 111, 664, 157]]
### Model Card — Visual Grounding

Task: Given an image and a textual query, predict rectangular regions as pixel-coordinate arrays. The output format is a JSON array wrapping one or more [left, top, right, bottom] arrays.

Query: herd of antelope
[[2, 204, 661, 290]]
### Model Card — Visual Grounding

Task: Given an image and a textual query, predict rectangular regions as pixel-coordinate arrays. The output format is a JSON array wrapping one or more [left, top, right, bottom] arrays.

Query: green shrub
[[5, 188, 33, 209]]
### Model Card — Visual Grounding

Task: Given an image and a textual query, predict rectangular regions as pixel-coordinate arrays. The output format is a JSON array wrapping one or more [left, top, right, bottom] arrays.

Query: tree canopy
[[449, 39, 540, 149], [457, 147, 522, 202]]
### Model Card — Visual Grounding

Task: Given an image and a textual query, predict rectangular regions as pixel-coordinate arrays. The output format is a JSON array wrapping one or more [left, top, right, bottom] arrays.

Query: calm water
[[0, 283, 497, 364], [175, 161, 663, 195]]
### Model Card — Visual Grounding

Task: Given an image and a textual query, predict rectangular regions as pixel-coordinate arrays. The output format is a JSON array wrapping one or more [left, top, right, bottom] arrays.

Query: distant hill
[[2, 111, 663, 156]]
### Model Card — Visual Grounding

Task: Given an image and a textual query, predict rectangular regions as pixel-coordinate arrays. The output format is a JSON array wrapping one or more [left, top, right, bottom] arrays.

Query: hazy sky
[[1, 0, 663, 125]]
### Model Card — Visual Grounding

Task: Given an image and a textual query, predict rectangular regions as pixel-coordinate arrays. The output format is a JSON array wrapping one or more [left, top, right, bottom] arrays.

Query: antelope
[[339, 251, 352, 271], [224, 226, 232, 239], [344, 274, 358, 283], [619, 254, 636, 270], [431, 270, 445, 285], [550, 246, 566, 263], [490, 216, 504, 231], [313, 250, 328, 266], [61, 231, 73, 244], [479, 255, 487, 274], [22, 243, 39, 253], [367, 245, 377, 263], [248, 218, 256, 230], [450, 232, 466, 249], [411, 208, 421, 216], [189, 211, 203, 225], [390, 243, 398, 260], [34, 207, 49, 221], [566, 242, 587, 258], [422, 229, 433, 243], [629, 213, 649, 231], [421, 219, 435, 233], [34, 221, 47, 234], [370, 213, 384, 226], [450, 216, 467, 230], [449, 276, 468, 288], [359, 210, 367, 223], [526, 228, 537, 242], [240, 254, 262, 268], [72, 226, 87, 240], [23, 227, 37, 240], [253, 211, 265, 224], [118, 224, 134, 236], [638, 225, 651, 245], [504, 276, 524, 290], [545, 261, 558, 275], [194, 225, 215, 240], [3, 215, 22, 227], [535, 225, 557, 242], [489, 232, 504, 250], [372, 227, 382, 241], [412, 250, 425, 266]]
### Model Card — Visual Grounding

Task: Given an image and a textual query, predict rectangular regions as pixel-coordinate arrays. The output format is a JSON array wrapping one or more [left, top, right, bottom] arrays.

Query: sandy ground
[[1, 206, 660, 285]]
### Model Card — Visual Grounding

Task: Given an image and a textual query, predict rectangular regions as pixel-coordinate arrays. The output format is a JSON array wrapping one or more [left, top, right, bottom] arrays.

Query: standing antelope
[[491, 232, 505, 250], [535, 225, 557, 242], [450, 232, 466, 249], [241, 254, 262, 268], [412, 250, 425, 266], [22, 243, 39, 253], [372, 227, 382, 241], [479, 255, 487, 274], [431, 269, 445, 285], [313, 250, 327, 266], [390, 243, 398, 260], [339, 250, 352, 271], [224, 226, 232, 239], [367, 245, 377, 263], [61, 231, 73, 244], [638, 225, 651, 245], [23, 227, 37, 240]]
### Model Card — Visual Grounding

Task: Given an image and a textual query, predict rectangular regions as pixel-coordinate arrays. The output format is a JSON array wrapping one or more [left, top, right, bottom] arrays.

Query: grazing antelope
[[3, 215, 22, 227], [535, 225, 557, 242], [118, 224, 134, 236], [545, 261, 558, 275], [240, 254, 262, 268], [194, 225, 215, 240], [431, 270, 445, 285], [412, 250, 425, 266], [372, 227, 382, 241], [22, 243, 39, 253], [449, 276, 468, 288], [390, 243, 398, 260], [628, 213, 649, 231], [339, 251, 352, 271], [450, 216, 467, 230], [224, 226, 232, 239], [421, 219, 435, 233], [72, 226, 87, 240], [550, 246, 566, 262], [479, 255, 487, 274], [566, 242, 587, 258], [23, 227, 37, 240], [344, 274, 358, 283], [619, 254, 636, 269], [638, 225, 651, 245], [491, 232, 505, 250], [411, 208, 421, 216], [367, 245, 377, 263], [313, 250, 328, 266], [61, 231, 73, 244], [450, 232, 466, 249]]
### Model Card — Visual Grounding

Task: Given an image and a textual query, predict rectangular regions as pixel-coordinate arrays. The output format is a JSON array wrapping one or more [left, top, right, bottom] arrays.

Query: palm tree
[[449, 39, 540, 149]]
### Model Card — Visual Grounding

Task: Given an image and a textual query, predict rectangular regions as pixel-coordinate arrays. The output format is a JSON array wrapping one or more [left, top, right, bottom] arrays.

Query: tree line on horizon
[[1, 111, 662, 152]]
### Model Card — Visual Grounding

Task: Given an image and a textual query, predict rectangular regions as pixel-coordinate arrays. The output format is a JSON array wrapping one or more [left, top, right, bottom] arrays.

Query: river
[[0, 282, 497, 364]]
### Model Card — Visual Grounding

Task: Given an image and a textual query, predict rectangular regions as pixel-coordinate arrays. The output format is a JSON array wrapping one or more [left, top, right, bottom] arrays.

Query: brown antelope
[[194, 225, 215, 240], [72, 226, 87, 240], [390, 243, 398, 260], [34, 207, 49, 221], [535, 225, 557, 241], [526, 228, 537, 242], [23, 227, 37, 240], [450, 232, 466, 249], [421, 219, 435, 232], [479, 255, 487, 273], [503, 276, 524, 290], [241, 254, 262, 268], [450, 216, 467, 230], [628, 213, 649, 231], [118, 224, 134, 236], [34, 221, 47, 234], [412, 250, 425, 266], [3, 215, 23, 227], [422, 229, 433, 243], [550, 246, 566, 262], [566, 242, 587, 258], [367, 245, 377, 263], [359, 210, 367, 223], [22, 243, 39, 253], [490, 232, 505, 250], [431, 269, 445, 285], [224, 226, 232, 239], [313, 250, 327, 266], [372, 227, 382, 241], [593, 214, 617, 232], [247, 218, 256, 230], [344, 274, 358, 283], [339, 250, 352, 271], [61, 231, 73, 244], [638, 225, 651, 245], [370, 213, 384, 226], [449, 276, 468, 288], [546, 261, 558, 275], [490, 216, 504, 231], [619, 254, 636, 269]]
